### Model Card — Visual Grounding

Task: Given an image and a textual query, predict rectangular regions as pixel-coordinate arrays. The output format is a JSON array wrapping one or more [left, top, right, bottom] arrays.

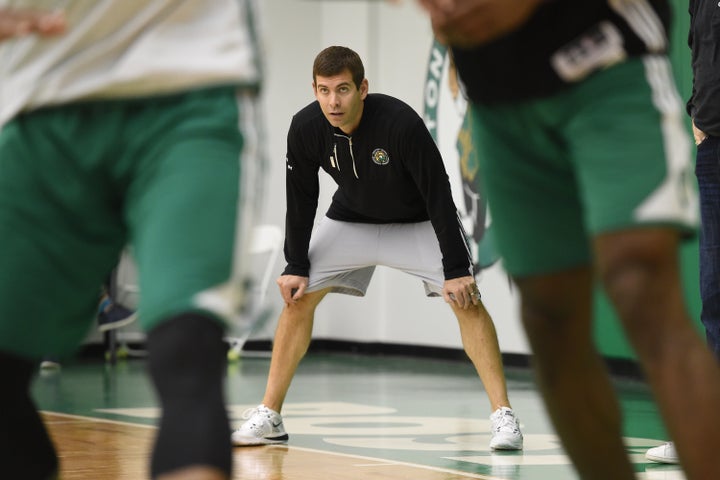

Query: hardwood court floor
[[34, 352, 687, 480], [44, 412, 494, 479]]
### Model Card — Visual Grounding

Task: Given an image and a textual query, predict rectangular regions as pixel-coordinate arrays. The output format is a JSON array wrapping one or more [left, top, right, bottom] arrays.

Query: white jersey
[[0, 0, 262, 127]]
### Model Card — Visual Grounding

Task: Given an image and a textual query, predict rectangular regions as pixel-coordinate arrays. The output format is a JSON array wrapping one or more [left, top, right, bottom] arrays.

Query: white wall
[[252, 0, 529, 354]]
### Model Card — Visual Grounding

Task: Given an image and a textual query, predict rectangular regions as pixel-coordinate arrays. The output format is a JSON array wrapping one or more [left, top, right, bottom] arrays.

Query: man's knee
[[599, 253, 677, 321], [282, 289, 328, 317], [595, 229, 681, 315]]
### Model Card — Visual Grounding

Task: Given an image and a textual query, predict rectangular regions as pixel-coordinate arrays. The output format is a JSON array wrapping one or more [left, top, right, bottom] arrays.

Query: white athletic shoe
[[232, 404, 289, 446], [39, 357, 61, 370], [489, 407, 523, 450], [646, 442, 679, 464]]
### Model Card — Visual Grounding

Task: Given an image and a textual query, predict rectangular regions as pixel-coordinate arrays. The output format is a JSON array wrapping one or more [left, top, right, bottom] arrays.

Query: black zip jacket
[[283, 93, 472, 281], [688, 0, 720, 137], [451, 0, 671, 105]]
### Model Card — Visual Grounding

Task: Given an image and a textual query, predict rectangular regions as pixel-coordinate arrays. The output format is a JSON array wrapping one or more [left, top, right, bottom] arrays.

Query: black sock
[[0, 351, 58, 479], [147, 313, 231, 478]]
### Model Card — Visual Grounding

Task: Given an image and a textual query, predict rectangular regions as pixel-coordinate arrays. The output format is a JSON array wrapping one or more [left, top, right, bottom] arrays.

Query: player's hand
[[0, 8, 66, 41], [277, 274, 309, 305], [443, 275, 481, 309], [417, 0, 544, 48]]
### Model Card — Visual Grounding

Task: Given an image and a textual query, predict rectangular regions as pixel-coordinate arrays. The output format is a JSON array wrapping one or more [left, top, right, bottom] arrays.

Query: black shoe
[[98, 298, 137, 332]]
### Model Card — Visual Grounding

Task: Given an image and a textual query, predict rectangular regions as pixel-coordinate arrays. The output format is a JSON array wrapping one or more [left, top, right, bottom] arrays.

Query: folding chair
[[105, 249, 142, 364], [106, 224, 283, 363]]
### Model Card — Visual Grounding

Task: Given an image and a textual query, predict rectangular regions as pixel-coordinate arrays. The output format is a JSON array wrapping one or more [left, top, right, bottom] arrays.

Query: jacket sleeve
[[403, 117, 474, 280], [687, 0, 697, 118], [282, 117, 320, 277]]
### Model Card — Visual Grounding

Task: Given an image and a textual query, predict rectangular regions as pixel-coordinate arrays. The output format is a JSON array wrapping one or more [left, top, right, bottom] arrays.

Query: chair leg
[[105, 330, 117, 365]]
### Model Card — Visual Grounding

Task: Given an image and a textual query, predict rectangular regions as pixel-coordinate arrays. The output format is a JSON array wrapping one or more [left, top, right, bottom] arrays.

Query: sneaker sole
[[645, 453, 678, 464], [490, 439, 523, 451], [40, 361, 61, 370], [231, 433, 289, 447], [98, 312, 138, 332]]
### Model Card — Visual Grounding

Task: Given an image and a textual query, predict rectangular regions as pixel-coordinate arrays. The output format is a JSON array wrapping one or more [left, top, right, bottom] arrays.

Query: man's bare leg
[[262, 289, 329, 412], [451, 301, 511, 411]]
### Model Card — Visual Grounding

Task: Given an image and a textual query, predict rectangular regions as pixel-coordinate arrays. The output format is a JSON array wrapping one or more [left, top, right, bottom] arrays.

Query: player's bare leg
[[596, 228, 720, 480], [516, 267, 634, 480]]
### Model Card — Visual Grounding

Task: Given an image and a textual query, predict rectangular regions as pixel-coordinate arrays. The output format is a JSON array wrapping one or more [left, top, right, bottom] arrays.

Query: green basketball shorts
[[0, 86, 262, 358], [470, 55, 697, 277]]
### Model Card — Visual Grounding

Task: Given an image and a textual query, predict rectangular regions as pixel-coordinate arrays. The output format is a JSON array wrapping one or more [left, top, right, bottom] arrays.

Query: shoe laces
[[493, 408, 520, 433], [242, 405, 275, 426], [242, 406, 263, 419]]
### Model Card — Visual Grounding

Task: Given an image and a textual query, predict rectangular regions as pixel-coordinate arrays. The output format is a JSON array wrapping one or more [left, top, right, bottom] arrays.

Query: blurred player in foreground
[[0, 2, 263, 479], [417, 0, 720, 478]]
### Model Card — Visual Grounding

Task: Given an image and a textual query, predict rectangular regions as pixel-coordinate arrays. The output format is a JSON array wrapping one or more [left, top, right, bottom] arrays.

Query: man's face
[[313, 70, 368, 134]]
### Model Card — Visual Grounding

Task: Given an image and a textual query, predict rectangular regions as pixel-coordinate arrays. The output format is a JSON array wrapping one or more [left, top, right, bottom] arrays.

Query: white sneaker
[[646, 442, 679, 464], [232, 404, 289, 446], [489, 407, 523, 450], [39, 358, 61, 370]]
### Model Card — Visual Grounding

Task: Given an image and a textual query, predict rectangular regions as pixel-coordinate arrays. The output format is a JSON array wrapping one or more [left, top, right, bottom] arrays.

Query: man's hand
[[417, 0, 544, 48], [276, 274, 309, 305], [443, 275, 481, 309], [0, 8, 66, 41], [692, 119, 708, 146]]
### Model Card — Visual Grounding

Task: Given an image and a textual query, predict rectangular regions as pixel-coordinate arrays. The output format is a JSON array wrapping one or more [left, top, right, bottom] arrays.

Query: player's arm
[[417, 0, 548, 48], [0, 8, 66, 41]]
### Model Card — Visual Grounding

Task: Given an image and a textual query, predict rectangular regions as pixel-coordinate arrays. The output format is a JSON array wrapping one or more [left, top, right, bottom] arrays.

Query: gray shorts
[[307, 217, 445, 297]]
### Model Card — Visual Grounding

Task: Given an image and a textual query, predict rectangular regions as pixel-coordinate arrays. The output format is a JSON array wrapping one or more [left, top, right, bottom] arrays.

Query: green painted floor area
[[32, 352, 686, 480]]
